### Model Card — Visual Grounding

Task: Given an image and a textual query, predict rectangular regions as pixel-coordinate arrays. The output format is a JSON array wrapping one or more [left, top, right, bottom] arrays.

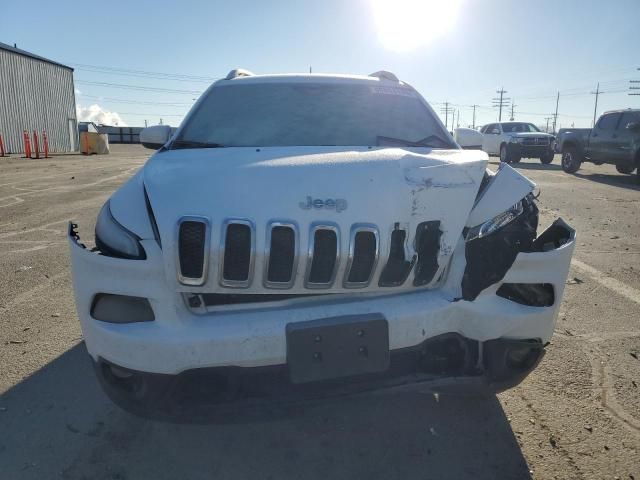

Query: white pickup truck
[[480, 122, 556, 164], [68, 70, 576, 419]]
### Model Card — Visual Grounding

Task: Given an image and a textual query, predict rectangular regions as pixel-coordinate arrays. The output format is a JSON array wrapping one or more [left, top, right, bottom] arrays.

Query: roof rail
[[369, 70, 399, 82], [225, 68, 255, 80]]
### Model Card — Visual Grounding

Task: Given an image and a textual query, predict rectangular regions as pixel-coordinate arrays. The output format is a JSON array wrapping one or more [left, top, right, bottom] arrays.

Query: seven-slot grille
[[177, 218, 441, 290]]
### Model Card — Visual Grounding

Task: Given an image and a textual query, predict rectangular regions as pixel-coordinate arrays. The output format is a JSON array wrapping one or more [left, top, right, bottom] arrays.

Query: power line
[[70, 62, 219, 82], [77, 94, 193, 107], [75, 80, 201, 95], [631, 67, 640, 96]]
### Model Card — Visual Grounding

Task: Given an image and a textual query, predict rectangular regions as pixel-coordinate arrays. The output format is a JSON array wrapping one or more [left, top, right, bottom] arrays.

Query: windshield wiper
[[170, 139, 225, 150], [376, 134, 452, 148]]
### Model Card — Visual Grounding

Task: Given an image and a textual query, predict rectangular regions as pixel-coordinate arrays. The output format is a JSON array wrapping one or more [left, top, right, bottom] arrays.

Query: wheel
[[616, 164, 635, 174], [540, 151, 554, 164], [561, 146, 582, 173], [511, 155, 521, 163], [499, 144, 511, 163]]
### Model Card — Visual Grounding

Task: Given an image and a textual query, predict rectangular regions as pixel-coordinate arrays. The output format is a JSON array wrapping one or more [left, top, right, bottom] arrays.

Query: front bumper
[[68, 220, 575, 377]]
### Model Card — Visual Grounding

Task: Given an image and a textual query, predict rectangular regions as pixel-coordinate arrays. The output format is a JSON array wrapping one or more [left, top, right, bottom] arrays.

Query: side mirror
[[140, 125, 172, 150], [626, 122, 640, 133]]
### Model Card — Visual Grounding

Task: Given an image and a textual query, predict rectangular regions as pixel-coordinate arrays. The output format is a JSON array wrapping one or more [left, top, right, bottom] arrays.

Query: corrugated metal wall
[[0, 49, 77, 153]]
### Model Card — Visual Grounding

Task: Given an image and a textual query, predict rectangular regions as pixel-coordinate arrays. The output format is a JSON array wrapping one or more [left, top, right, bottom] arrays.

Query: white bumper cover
[[69, 225, 576, 375]]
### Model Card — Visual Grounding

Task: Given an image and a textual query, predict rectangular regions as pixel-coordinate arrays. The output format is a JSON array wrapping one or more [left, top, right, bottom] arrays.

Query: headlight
[[95, 201, 146, 259], [466, 202, 524, 242], [509, 137, 523, 144]]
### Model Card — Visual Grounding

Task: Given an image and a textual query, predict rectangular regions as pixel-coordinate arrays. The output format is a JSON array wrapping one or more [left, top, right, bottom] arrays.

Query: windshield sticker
[[370, 86, 417, 97]]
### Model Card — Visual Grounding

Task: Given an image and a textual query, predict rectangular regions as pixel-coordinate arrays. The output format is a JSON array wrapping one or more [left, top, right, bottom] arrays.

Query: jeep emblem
[[299, 196, 347, 213]]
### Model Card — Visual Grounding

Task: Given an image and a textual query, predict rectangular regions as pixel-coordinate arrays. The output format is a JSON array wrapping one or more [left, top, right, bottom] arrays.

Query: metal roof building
[[0, 42, 78, 153]]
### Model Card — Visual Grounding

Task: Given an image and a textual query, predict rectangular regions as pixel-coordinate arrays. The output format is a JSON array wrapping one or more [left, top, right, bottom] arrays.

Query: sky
[[3, 0, 638, 130]]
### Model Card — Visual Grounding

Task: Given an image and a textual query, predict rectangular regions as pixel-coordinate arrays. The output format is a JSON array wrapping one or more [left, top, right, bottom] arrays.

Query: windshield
[[172, 82, 453, 148], [501, 122, 541, 133]]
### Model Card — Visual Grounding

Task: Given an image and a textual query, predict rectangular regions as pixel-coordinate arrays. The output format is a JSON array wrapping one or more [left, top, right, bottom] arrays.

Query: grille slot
[[306, 226, 339, 288], [178, 218, 208, 285], [265, 223, 297, 288], [413, 221, 442, 286], [345, 226, 379, 288], [379, 226, 415, 287], [221, 220, 254, 287]]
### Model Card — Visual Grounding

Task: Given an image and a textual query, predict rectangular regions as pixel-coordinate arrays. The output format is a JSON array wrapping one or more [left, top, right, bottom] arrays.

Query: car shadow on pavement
[[0, 343, 532, 480], [508, 161, 564, 172], [572, 171, 640, 191]]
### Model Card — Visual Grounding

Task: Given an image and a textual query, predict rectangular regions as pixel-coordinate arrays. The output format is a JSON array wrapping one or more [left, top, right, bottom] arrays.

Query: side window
[[489, 124, 500, 134], [618, 111, 640, 129], [596, 113, 621, 131], [480, 125, 487, 134]]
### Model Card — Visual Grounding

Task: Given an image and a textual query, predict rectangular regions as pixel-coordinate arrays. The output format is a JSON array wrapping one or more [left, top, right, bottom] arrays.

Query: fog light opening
[[91, 293, 155, 323]]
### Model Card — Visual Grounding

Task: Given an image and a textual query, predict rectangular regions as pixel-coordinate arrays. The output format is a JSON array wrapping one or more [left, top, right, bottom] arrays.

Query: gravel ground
[[0, 145, 638, 479]]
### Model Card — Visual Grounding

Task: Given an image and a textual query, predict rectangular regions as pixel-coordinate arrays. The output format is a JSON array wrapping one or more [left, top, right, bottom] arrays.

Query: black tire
[[540, 151, 554, 164], [511, 155, 521, 163], [499, 144, 511, 163], [561, 146, 582, 173], [615, 164, 635, 174]]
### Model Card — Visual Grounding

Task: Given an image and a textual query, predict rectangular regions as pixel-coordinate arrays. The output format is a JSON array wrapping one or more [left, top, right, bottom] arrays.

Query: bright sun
[[372, 0, 461, 52]]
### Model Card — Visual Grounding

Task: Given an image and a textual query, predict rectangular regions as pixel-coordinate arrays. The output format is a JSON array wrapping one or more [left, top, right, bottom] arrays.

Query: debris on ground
[[15, 266, 32, 273], [567, 277, 584, 285]]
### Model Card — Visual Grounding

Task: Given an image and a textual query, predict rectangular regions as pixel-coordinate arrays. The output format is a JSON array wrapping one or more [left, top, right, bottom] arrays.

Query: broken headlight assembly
[[95, 201, 146, 259], [461, 196, 538, 301], [465, 202, 524, 242]]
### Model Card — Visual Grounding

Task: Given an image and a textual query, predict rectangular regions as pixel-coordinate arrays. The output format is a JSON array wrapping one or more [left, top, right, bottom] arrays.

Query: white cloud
[[76, 104, 127, 127]]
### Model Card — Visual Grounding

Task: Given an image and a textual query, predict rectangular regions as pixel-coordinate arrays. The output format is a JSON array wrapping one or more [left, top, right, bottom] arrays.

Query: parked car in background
[[480, 122, 555, 164], [454, 127, 483, 149], [557, 109, 640, 183]]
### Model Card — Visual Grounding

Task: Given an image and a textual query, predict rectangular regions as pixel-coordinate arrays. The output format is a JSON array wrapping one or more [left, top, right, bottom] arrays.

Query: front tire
[[500, 144, 518, 164], [561, 146, 582, 173], [615, 164, 635, 174], [540, 151, 554, 164]]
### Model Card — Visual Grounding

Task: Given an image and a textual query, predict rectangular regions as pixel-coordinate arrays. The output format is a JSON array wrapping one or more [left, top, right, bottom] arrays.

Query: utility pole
[[456, 109, 459, 128], [544, 117, 553, 133], [159, 118, 163, 125], [471, 105, 478, 129], [144, 119, 148, 128], [552, 91, 560, 134], [509, 99, 516, 121], [309, 66, 312, 74], [591, 83, 602, 127], [440, 102, 453, 130], [492, 87, 510, 122]]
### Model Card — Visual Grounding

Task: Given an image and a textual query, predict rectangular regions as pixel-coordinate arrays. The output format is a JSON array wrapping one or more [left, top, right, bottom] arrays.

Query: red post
[[42, 130, 49, 158], [23, 131, 32, 158], [32, 131, 40, 159], [0, 133, 5, 157]]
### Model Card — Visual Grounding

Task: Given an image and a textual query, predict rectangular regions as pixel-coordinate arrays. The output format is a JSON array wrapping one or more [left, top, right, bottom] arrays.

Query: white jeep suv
[[481, 122, 556, 164], [68, 70, 575, 419]]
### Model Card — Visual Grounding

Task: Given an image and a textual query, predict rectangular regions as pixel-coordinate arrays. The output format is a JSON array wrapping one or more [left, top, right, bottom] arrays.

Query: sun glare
[[372, 0, 461, 52]]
